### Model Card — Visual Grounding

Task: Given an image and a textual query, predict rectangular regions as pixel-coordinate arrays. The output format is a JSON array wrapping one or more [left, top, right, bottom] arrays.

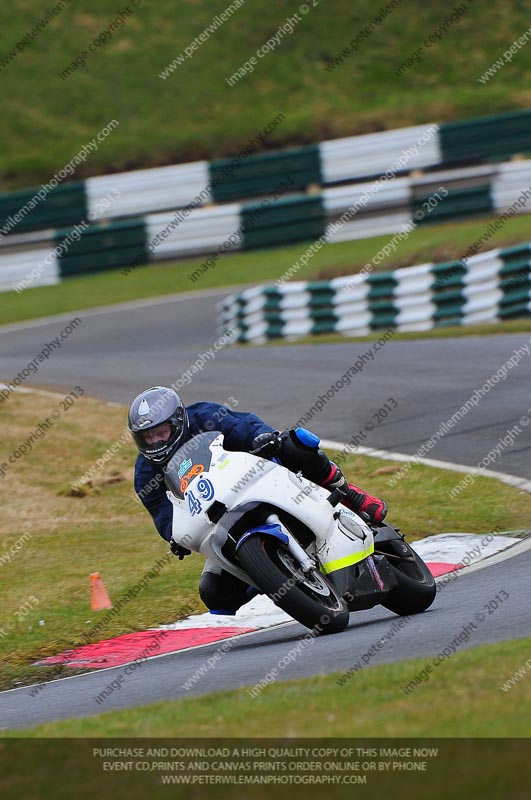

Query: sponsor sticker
[[179, 463, 205, 493], [366, 555, 385, 590], [178, 458, 193, 478]]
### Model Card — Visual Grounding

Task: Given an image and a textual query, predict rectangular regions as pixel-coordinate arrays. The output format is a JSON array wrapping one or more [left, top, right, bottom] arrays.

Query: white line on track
[[0, 285, 241, 335], [2, 294, 530, 495], [321, 439, 531, 494], [0, 383, 125, 407], [441, 534, 531, 578], [2, 389, 530, 494]]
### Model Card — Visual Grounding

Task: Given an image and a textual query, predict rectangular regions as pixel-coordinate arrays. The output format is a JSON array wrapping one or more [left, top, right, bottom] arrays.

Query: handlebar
[[249, 446, 265, 456]]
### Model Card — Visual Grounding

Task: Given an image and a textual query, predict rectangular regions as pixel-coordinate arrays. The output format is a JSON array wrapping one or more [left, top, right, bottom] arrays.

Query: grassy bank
[[1, 1, 530, 189]]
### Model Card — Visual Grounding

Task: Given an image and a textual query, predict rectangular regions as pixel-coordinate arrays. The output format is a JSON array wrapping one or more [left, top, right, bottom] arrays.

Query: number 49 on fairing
[[187, 478, 215, 516]]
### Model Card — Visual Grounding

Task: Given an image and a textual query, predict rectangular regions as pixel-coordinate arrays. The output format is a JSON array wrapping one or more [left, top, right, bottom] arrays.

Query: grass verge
[[1, 390, 531, 693], [2, 213, 531, 326], [4, 638, 531, 737]]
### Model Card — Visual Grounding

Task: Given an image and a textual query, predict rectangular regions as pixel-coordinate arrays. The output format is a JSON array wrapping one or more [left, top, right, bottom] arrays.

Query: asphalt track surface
[[1, 288, 530, 479], [1, 544, 529, 729], [1, 290, 530, 729]]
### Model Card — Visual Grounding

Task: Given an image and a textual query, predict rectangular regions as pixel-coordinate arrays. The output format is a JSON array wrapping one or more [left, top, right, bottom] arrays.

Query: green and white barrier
[[218, 243, 531, 342], [2, 109, 531, 238], [85, 161, 211, 221], [2, 108, 531, 293], [3, 156, 531, 293]]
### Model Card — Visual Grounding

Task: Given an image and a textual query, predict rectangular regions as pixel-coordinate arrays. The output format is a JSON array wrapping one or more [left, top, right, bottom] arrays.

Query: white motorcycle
[[165, 431, 436, 634]]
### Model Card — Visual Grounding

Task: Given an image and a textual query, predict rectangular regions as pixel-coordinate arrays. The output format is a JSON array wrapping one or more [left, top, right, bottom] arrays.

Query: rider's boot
[[319, 462, 388, 524]]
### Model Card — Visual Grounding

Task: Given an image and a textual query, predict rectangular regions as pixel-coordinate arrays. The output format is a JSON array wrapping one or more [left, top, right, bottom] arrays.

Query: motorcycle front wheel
[[238, 534, 349, 634]]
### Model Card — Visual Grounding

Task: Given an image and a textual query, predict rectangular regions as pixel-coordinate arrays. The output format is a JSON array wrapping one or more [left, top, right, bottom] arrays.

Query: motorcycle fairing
[[166, 431, 376, 590], [332, 554, 398, 611], [236, 523, 289, 552]]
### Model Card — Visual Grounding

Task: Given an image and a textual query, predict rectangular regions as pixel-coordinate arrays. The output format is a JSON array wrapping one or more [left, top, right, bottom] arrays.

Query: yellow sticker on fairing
[[320, 542, 374, 574]]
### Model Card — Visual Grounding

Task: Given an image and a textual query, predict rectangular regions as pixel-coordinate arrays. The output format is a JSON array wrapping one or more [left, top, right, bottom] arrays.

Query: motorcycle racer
[[128, 386, 387, 614]]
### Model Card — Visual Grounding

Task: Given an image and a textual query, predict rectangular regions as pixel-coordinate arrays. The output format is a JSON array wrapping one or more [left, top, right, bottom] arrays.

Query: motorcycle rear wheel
[[238, 534, 349, 634], [380, 542, 436, 616]]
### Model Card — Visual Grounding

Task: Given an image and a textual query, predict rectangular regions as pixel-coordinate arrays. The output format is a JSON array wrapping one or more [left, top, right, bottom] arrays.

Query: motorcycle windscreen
[[164, 431, 221, 500]]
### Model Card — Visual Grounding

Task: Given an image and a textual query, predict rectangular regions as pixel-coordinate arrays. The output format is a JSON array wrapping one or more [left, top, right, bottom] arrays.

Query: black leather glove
[[169, 539, 192, 560], [251, 430, 283, 457]]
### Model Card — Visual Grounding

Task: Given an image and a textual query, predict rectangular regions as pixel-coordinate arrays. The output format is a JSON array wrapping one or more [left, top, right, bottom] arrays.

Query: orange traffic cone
[[90, 572, 113, 611]]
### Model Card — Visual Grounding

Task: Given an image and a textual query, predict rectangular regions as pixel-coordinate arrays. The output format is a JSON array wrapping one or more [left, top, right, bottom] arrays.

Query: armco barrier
[[0, 181, 87, 236], [2, 156, 531, 292], [439, 109, 531, 163], [0, 246, 60, 293], [240, 195, 326, 250], [209, 146, 322, 202], [1, 109, 531, 239], [85, 161, 211, 222], [218, 243, 531, 342], [319, 123, 441, 184], [57, 219, 148, 277], [2, 146, 531, 292]]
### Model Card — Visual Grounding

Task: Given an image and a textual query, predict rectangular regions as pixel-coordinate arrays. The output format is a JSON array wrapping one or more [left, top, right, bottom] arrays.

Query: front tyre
[[381, 542, 436, 616], [238, 534, 349, 634]]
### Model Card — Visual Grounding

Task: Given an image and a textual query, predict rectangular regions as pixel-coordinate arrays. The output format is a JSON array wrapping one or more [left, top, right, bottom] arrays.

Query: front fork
[[266, 514, 315, 573]]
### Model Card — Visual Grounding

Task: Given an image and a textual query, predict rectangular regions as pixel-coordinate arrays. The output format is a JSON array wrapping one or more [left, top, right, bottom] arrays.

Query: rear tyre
[[380, 542, 436, 616], [238, 534, 349, 634]]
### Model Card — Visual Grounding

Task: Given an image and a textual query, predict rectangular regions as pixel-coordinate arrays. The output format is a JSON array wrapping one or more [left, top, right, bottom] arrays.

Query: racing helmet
[[128, 386, 188, 464]]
